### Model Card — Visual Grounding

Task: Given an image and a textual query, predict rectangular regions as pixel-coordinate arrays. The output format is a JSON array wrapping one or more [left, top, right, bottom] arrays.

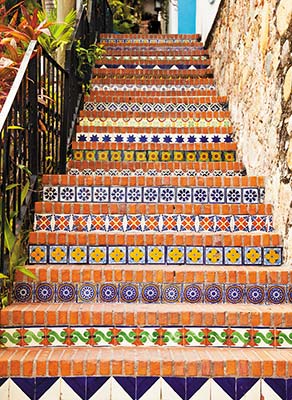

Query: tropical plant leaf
[[14, 266, 36, 280], [0, 273, 8, 279], [5, 183, 19, 191], [20, 180, 30, 205], [4, 217, 15, 252]]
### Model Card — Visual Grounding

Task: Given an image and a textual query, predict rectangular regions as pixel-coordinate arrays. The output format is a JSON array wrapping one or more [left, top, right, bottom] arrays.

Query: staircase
[[0, 34, 292, 400]]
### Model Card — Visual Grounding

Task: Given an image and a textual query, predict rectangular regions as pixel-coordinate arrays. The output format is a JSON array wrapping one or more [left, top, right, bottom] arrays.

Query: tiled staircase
[[0, 34, 292, 399]]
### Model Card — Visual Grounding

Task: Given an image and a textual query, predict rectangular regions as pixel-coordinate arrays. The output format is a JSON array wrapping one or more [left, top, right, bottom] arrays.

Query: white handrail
[[0, 40, 37, 133]]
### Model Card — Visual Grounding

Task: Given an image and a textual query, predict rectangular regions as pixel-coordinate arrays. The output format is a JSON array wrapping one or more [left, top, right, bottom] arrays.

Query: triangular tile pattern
[[0, 33, 291, 400]]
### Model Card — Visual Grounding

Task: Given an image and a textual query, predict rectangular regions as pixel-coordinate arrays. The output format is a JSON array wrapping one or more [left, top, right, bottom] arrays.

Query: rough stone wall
[[208, 0, 292, 263]]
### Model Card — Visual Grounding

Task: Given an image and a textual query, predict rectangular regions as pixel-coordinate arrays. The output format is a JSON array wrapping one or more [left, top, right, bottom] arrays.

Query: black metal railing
[[0, 0, 112, 279], [62, 0, 113, 172]]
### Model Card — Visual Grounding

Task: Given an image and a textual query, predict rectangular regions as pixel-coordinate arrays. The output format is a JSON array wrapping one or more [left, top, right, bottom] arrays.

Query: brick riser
[[0, 34, 290, 396]]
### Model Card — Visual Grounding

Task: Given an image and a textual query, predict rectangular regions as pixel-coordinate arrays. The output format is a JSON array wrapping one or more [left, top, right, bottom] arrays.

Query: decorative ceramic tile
[[84, 101, 228, 113], [210, 379, 235, 400], [42, 186, 265, 205], [79, 116, 232, 129], [49, 246, 68, 264], [91, 83, 217, 91], [76, 132, 233, 144], [205, 247, 223, 265], [72, 149, 235, 162], [263, 247, 282, 266], [29, 245, 47, 264], [68, 168, 246, 177], [237, 378, 260, 400]]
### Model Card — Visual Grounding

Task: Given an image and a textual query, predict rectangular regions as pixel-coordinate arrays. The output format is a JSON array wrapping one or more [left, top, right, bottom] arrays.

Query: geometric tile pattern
[[28, 245, 282, 265], [0, 377, 290, 399], [34, 214, 273, 233], [72, 149, 236, 162], [13, 282, 289, 304], [83, 101, 228, 112], [76, 132, 234, 143], [95, 64, 210, 70], [2, 325, 292, 348], [68, 168, 246, 177], [42, 186, 264, 204], [91, 83, 217, 91], [79, 115, 232, 129]]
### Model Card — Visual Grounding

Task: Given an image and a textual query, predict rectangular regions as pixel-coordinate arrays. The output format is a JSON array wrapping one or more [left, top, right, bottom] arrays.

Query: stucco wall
[[208, 0, 292, 263]]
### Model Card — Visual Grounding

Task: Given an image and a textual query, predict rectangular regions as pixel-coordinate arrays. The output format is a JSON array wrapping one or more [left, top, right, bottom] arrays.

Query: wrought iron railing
[[0, 0, 112, 280], [62, 0, 113, 172]]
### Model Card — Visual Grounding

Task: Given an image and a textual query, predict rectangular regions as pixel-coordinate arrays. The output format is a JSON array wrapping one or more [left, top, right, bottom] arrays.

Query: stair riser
[[71, 142, 236, 150], [67, 166, 246, 177], [12, 281, 288, 305], [27, 243, 282, 266], [71, 149, 236, 163], [2, 325, 291, 348], [75, 132, 234, 144], [78, 115, 231, 129], [84, 94, 224, 102], [90, 84, 217, 92], [83, 102, 228, 113], [96, 64, 210, 70], [42, 186, 265, 205], [33, 214, 273, 234]]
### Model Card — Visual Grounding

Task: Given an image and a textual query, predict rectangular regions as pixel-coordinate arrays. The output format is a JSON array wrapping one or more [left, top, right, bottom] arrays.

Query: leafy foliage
[[37, 7, 76, 55], [108, 0, 142, 33]]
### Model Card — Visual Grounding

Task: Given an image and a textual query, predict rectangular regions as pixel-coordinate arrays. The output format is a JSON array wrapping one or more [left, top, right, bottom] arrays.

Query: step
[[3, 302, 292, 327], [33, 213, 273, 233], [15, 264, 291, 285], [104, 48, 208, 56], [34, 202, 273, 216], [70, 148, 236, 163], [84, 93, 225, 103], [2, 320, 292, 348], [82, 100, 228, 113], [91, 83, 217, 92], [91, 77, 215, 86], [1, 346, 292, 379], [75, 127, 234, 144], [103, 41, 204, 49], [100, 55, 209, 62], [71, 142, 235, 151], [27, 233, 282, 267], [100, 33, 202, 42], [41, 176, 265, 204], [95, 61, 210, 70], [94, 56, 211, 71], [78, 113, 231, 130], [92, 68, 213, 79], [86, 89, 218, 99], [67, 165, 246, 177]]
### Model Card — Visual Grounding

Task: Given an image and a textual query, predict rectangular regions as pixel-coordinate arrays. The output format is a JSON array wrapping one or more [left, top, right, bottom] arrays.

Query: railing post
[[28, 52, 39, 178]]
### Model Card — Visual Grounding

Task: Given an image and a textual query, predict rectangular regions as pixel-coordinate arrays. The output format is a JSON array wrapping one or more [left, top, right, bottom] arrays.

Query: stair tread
[[0, 346, 291, 378]]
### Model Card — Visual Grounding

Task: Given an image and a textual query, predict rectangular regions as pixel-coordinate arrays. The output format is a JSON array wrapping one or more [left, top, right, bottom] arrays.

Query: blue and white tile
[[0, 378, 9, 400], [60, 377, 86, 400], [211, 378, 235, 399], [36, 377, 61, 400], [237, 378, 260, 400], [261, 379, 286, 400], [137, 377, 161, 400], [86, 377, 111, 400], [112, 377, 136, 400], [187, 378, 210, 400], [9, 378, 35, 400], [161, 377, 185, 400]]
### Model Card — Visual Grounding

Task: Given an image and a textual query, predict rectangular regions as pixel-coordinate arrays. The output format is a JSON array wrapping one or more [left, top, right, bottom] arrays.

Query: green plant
[[108, 0, 141, 33], [0, 162, 36, 309], [75, 39, 105, 90], [37, 7, 76, 56]]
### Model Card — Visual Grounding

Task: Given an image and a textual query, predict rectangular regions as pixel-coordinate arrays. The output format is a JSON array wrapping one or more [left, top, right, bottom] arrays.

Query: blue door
[[178, 0, 196, 33]]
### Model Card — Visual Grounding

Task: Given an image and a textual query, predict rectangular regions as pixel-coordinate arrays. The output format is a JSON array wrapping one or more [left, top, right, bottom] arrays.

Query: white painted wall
[[196, 0, 222, 43], [168, 0, 178, 33]]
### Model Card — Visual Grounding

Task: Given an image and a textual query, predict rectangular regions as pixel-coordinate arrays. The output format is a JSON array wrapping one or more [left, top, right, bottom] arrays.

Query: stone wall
[[208, 0, 292, 263]]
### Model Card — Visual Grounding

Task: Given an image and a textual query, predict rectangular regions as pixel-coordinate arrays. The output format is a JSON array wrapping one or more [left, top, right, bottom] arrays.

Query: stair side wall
[[207, 0, 292, 263]]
